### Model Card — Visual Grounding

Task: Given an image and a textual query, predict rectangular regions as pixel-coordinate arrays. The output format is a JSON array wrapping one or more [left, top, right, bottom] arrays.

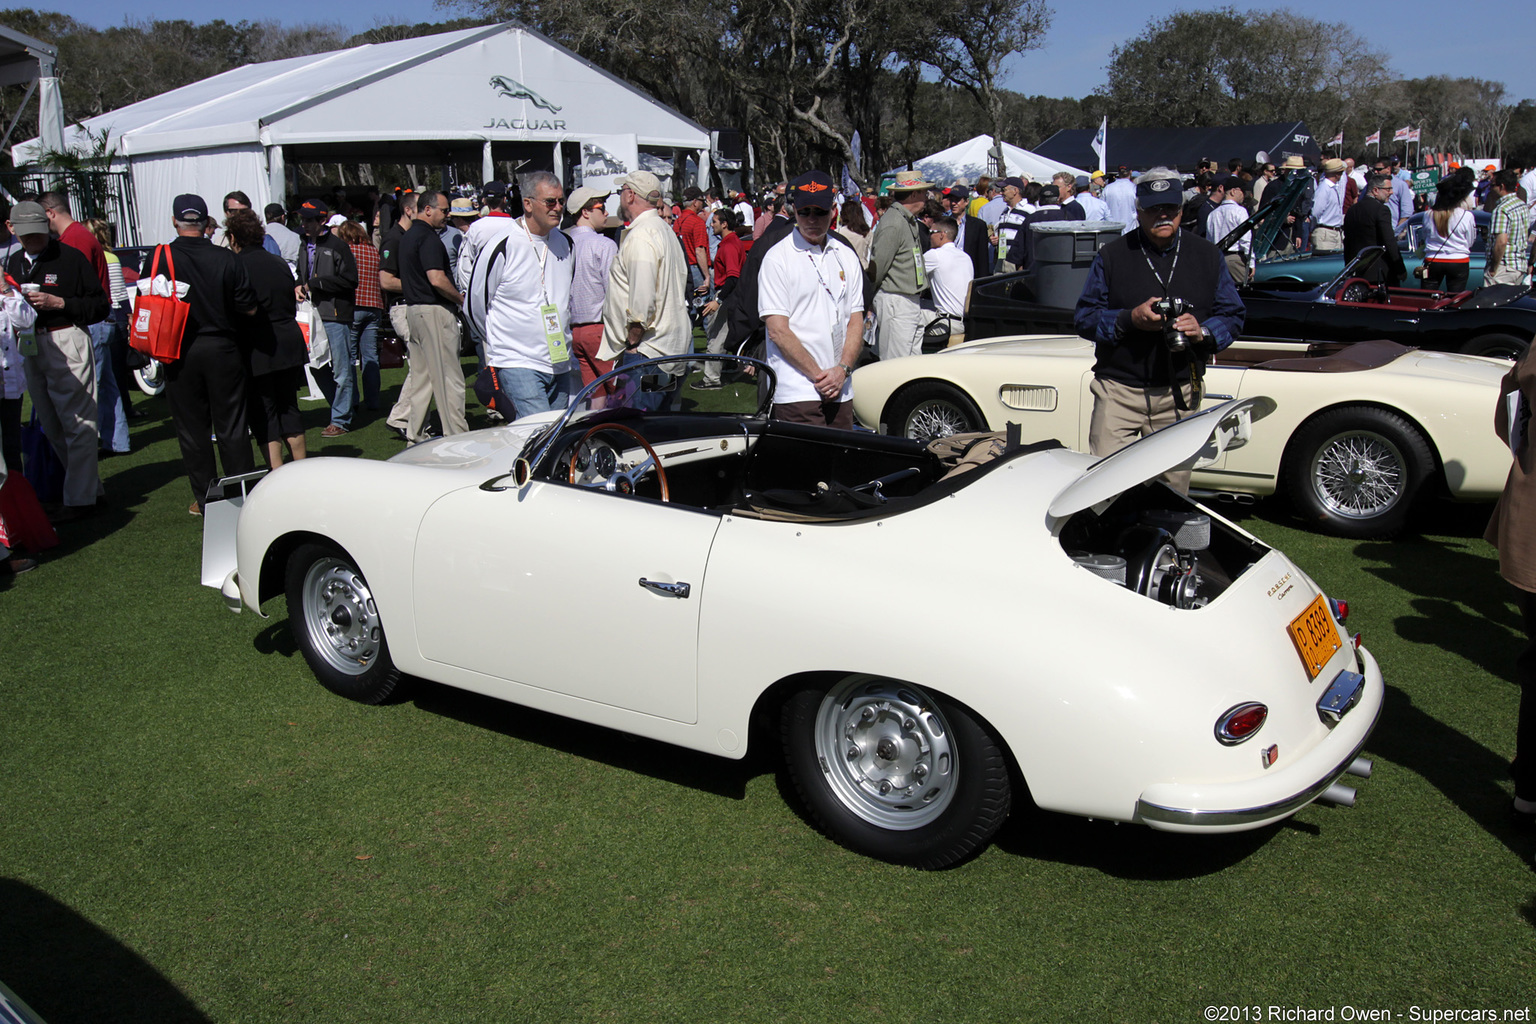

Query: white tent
[[13, 22, 710, 244], [894, 135, 1085, 186]]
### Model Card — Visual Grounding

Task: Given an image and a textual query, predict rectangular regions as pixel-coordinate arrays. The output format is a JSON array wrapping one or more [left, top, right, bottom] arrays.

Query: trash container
[[1028, 221, 1123, 309]]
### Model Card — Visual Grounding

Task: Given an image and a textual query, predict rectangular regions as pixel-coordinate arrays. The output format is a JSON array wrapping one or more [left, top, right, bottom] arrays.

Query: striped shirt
[[349, 241, 383, 310], [568, 225, 617, 324]]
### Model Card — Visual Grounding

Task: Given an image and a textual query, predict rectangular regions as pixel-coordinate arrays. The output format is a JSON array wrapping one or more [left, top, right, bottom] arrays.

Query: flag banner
[[1091, 116, 1107, 172], [841, 164, 859, 198], [1407, 128, 1421, 142], [1393, 126, 1412, 142], [1328, 132, 1343, 146], [1365, 131, 1381, 146]]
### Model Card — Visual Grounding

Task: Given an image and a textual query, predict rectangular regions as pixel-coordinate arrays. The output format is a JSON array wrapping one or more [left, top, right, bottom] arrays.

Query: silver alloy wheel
[[903, 399, 972, 443], [299, 557, 383, 676], [813, 675, 958, 830], [1308, 429, 1407, 520]]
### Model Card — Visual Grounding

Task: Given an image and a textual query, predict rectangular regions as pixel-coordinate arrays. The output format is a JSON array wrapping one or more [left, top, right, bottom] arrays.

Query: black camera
[[1152, 296, 1193, 351]]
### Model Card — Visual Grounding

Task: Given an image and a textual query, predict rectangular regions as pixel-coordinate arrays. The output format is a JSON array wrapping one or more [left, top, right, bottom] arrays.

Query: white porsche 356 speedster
[[204, 356, 1380, 868]]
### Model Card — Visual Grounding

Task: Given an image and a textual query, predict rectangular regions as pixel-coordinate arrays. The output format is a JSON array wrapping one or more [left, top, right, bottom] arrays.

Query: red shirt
[[712, 231, 745, 287], [59, 220, 110, 296], [674, 208, 709, 268], [349, 241, 383, 310]]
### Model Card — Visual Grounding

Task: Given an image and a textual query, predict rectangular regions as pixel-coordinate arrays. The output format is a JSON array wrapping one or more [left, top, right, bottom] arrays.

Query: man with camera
[[1073, 167, 1246, 493]]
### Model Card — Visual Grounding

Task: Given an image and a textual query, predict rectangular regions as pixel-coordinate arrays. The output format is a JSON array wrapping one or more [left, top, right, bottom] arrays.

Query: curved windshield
[[524, 354, 776, 469]]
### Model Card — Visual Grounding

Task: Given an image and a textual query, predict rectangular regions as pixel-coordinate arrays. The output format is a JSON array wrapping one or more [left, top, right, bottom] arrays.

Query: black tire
[[1460, 333, 1528, 361], [284, 542, 403, 704], [1282, 406, 1434, 539], [781, 675, 1011, 868], [883, 381, 985, 443]]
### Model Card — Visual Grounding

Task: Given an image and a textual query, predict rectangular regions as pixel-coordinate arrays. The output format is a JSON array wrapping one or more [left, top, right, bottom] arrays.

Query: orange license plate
[[1288, 594, 1342, 680]]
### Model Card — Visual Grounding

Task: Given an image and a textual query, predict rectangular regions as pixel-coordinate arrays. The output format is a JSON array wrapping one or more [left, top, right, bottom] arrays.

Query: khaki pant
[[23, 325, 102, 508], [404, 305, 468, 438], [874, 291, 924, 362], [1088, 375, 1200, 494], [1312, 225, 1343, 253], [1224, 252, 1249, 286], [385, 304, 430, 436], [1486, 265, 1528, 288]]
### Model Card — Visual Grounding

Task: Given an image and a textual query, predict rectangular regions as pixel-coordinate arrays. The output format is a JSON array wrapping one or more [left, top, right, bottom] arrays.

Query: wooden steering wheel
[[565, 422, 670, 502]]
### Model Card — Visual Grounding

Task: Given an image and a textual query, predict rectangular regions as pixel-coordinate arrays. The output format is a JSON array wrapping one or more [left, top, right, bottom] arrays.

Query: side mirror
[[513, 458, 531, 487]]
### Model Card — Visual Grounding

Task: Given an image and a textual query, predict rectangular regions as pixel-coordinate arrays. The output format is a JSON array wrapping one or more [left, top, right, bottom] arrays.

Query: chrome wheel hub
[[300, 558, 382, 676], [814, 676, 956, 830], [1311, 431, 1405, 519], [905, 401, 970, 443]]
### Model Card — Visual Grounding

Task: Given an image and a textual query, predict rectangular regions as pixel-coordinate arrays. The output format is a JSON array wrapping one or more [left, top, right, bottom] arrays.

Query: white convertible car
[[853, 336, 1512, 538], [204, 356, 1380, 868]]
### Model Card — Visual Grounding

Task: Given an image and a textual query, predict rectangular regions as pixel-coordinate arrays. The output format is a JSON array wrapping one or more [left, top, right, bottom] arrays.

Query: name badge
[[912, 245, 926, 290], [542, 304, 570, 365]]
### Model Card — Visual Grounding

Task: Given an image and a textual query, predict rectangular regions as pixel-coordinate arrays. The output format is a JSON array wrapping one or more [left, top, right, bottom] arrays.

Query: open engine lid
[[1048, 396, 1276, 518]]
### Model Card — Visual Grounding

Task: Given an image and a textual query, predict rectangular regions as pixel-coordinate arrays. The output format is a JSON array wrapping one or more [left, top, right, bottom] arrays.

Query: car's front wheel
[[883, 382, 985, 443], [1283, 406, 1434, 539], [285, 542, 403, 704], [782, 675, 1011, 868]]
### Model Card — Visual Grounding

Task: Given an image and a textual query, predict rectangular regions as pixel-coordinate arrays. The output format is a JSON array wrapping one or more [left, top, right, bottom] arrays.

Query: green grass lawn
[[2, 361, 1533, 1023]]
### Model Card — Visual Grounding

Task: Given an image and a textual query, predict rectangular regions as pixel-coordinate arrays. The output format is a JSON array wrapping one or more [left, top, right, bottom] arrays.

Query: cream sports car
[[853, 336, 1512, 538], [203, 356, 1381, 868]]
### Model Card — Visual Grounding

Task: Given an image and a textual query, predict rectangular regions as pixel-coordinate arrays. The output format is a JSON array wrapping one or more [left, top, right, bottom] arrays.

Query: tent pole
[[552, 142, 563, 186], [267, 145, 286, 211], [482, 141, 494, 185]]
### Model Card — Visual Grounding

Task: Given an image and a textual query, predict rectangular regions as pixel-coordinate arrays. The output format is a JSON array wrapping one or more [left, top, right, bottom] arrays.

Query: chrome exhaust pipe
[[1316, 783, 1356, 807], [1345, 757, 1373, 779], [1188, 490, 1258, 506]]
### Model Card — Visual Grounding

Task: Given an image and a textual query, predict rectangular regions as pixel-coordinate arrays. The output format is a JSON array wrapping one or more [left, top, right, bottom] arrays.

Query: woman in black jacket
[[226, 209, 308, 467]]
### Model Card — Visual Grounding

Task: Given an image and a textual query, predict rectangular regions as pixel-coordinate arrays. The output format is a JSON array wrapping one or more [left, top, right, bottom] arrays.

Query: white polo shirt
[[922, 242, 974, 317], [757, 230, 865, 404], [472, 218, 576, 374]]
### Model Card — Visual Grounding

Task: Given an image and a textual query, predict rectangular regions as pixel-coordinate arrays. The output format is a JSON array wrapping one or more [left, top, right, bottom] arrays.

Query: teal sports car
[[1254, 210, 1489, 289]]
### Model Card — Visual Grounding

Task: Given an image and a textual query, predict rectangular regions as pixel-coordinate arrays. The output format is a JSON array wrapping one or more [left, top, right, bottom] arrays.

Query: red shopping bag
[[129, 245, 190, 362]]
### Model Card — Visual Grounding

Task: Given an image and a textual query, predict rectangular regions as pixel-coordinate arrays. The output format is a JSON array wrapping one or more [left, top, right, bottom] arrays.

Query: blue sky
[[56, 0, 1535, 105]]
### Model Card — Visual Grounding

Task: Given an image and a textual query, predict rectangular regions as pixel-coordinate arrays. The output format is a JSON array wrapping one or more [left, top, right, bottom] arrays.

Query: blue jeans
[[324, 319, 357, 429], [352, 308, 381, 410], [90, 320, 130, 453], [497, 365, 582, 416]]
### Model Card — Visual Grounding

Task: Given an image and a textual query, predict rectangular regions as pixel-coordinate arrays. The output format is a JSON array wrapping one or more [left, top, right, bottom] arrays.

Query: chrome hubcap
[[1311, 430, 1405, 519], [904, 401, 971, 443], [300, 558, 382, 676], [814, 676, 956, 830]]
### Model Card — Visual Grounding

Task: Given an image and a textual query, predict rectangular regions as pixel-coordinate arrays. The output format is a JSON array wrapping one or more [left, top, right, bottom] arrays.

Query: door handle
[[639, 578, 691, 599]]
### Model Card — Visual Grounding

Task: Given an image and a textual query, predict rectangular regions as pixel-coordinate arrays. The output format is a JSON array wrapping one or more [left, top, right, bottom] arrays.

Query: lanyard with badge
[[804, 243, 849, 347], [520, 217, 570, 364], [909, 216, 926, 290]]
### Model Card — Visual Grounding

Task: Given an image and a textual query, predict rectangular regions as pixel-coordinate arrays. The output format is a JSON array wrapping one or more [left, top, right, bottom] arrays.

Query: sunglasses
[[796, 207, 830, 218], [529, 196, 563, 209]]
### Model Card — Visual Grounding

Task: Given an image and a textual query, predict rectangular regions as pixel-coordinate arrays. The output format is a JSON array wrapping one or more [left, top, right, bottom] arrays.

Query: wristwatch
[[838, 362, 854, 376]]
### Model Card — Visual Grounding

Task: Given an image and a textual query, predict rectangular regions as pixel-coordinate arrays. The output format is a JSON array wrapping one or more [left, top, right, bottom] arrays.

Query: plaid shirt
[[1491, 193, 1532, 272], [349, 241, 383, 310]]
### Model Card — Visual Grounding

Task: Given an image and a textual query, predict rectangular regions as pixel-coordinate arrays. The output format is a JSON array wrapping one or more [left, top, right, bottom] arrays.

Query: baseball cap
[[1003, 176, 1025, 190], [1074, 175, 1090, 189], [263, 203, 286, 220], [788, 170, 836, 209], [172, 193, 208, 222], [681, 185, 704, 202], [947, 185, 971, 200], [1135, 170, 1183, 209], [299, 198, 329, 218], [8, 201, 47, 235], [481, 180, 509, 198], [615, 170, 663, 199], [566, 186, 610, 215], [326, 213, 348, 228]]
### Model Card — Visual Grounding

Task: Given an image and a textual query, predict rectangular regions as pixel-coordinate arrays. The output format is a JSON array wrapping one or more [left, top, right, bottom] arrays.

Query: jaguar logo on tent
[[484, 75, 568, 131]]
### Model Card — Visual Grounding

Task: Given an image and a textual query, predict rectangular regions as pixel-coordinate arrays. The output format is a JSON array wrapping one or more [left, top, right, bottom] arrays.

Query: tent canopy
[[12, 22, 710, 244], [1033, 122, 1320, 174], [14, 22, 708, 163], [0, 23, 64, 154], [891, 135, 1085, 186]]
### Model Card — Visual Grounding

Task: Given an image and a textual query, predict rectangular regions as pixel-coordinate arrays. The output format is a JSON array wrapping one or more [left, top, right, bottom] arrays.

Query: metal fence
[[0, 168, 140, 246]]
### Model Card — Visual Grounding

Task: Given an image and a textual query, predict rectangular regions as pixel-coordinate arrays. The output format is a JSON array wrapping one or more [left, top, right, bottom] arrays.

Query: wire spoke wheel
[[905, 400, 973, 444], [814, 676, 958, 830], [887, 382, 984, 444], [1309, 429, 1406, 519], [298, 557, 384, 677]]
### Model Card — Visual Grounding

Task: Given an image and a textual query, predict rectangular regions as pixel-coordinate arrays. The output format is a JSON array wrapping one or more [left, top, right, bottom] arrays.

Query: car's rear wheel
[[285, 542, 403, 704], [781, 675, 1011, 868], [1460, 333, 1527, 361], [1283, 406, 1434, 539], [884, 382, 985, 443], [134, 359, 165, 396]]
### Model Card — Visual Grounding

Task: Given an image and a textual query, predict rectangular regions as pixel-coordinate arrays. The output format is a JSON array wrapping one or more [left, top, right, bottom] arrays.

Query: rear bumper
[[1134, 647, 1383, 833]]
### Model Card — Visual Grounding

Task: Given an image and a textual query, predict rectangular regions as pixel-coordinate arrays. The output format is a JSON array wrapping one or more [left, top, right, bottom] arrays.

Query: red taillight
[[1215, 702, 1269, 745], [1329, 598, 1349, 623], [1353, 632, 1363, 650]]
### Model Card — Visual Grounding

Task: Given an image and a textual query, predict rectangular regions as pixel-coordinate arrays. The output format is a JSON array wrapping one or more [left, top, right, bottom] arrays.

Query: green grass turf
[[2, 359, 1533, 1022]]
